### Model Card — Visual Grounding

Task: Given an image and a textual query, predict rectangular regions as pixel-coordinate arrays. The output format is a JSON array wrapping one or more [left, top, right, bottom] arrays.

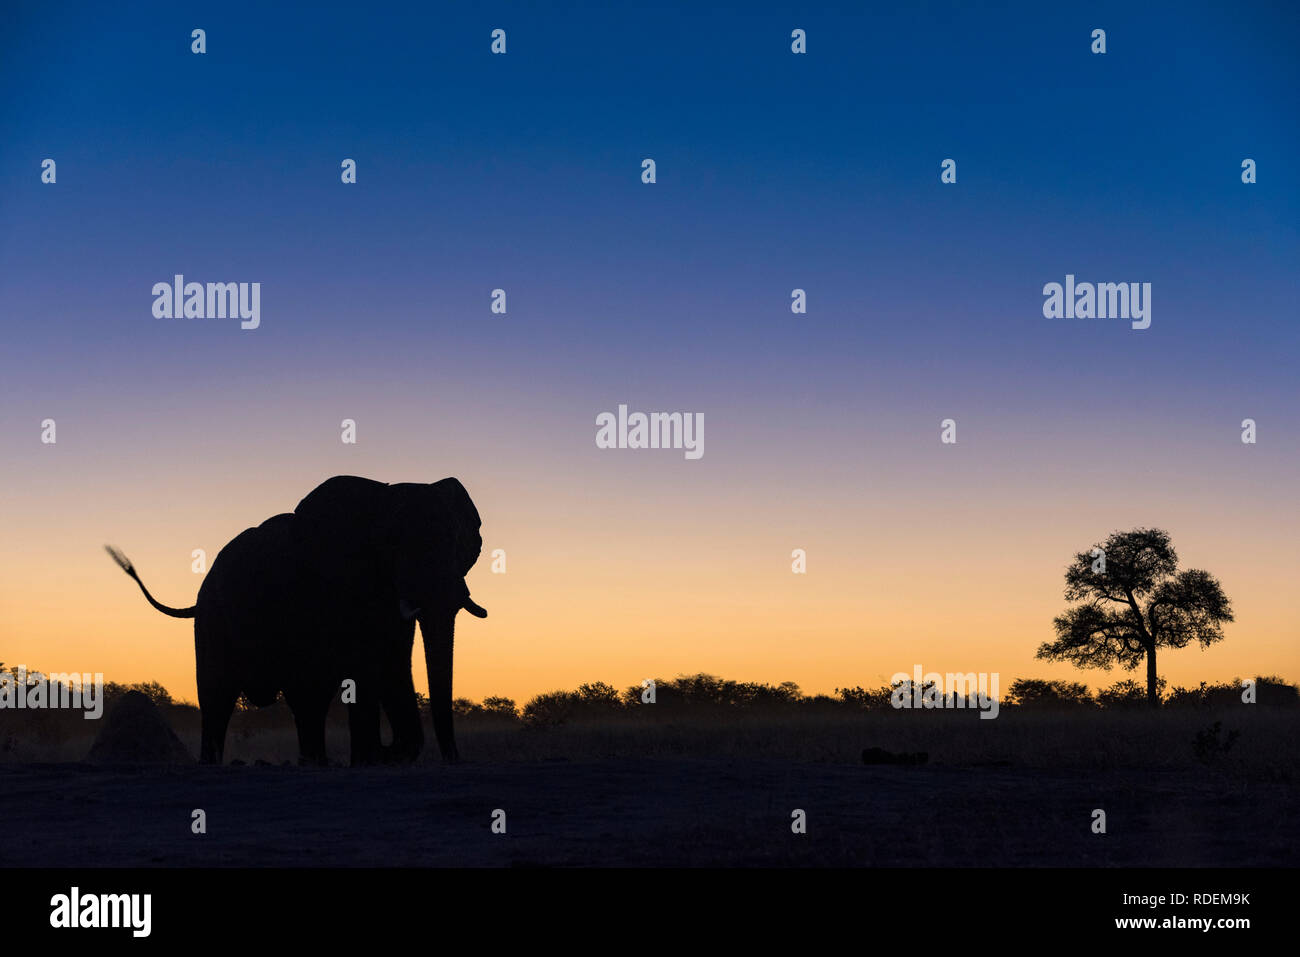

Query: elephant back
[[200, 512, 300, 611], [292, 475, 399, 597]]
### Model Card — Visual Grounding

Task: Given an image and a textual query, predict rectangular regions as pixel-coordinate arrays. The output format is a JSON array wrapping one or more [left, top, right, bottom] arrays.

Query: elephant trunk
[[419, 609, 459, 764]]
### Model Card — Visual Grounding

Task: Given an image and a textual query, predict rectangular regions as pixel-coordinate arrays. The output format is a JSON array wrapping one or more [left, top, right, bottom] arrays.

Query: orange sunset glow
[[3, 374, 1295, 707]]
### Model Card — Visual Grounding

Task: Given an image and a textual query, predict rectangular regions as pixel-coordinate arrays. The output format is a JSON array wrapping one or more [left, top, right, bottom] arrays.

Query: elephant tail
[[104, 545, 197, 619]]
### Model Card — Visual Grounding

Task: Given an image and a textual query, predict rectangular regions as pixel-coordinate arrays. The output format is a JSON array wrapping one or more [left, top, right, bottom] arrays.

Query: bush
[[1166, 676, 1300, 709], [1192, 720, 1240, 763], [1097, 677, 1165, 708], [1005, 678, 1095, 709], [521, 691, 578, 729], [481, 696, 519, 719]]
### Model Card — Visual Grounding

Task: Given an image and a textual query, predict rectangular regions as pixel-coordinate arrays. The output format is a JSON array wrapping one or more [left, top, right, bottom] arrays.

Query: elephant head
[[292, 475, 488, 762], [388, 478, 487, 621]]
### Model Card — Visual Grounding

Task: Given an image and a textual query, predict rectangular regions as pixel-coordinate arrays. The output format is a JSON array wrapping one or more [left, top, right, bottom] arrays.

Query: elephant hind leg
[[347, 681, 383, 767], [198, 685, 238, 765], [381, 653, 423, 764], [286, 687, 332, 766], [382, 694, 423, 764]]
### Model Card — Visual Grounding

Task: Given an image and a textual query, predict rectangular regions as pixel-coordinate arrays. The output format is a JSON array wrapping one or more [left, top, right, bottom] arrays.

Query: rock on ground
[[86, 691, 193, 765]]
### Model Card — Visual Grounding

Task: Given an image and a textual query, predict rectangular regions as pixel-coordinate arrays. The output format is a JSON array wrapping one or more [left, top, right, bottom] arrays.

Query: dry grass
[[5, 699, 1294, 779], [452, 707, 1296, 777]]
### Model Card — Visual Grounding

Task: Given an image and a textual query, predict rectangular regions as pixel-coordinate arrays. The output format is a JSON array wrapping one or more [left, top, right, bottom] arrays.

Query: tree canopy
[[1036, 527, 1233, 705]]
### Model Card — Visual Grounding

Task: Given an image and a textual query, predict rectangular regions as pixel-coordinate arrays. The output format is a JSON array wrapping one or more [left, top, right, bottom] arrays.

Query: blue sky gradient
[[1, 1, 1296, 700]]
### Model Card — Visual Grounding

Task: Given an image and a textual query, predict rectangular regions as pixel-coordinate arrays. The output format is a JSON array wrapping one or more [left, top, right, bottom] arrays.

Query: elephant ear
[[385, 478, 483, 590], [430, 477, 481, 531], [430, 477, 484, 576], [292, 475, 401, 595]]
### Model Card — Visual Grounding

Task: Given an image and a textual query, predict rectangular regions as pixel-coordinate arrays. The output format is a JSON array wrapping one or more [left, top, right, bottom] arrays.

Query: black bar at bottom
[[3, 867, 1276, 941]]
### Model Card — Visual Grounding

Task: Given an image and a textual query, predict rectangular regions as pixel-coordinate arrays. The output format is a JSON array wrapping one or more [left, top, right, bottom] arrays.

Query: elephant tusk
[[462, 597, 488, 619]]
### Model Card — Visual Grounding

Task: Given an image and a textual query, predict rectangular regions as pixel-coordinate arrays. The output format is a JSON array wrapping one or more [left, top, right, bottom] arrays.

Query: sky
[[1, 1, 1297, 706]]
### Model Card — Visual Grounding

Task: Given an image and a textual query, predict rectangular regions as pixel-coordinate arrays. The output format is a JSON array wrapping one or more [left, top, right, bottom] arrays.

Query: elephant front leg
[[286, 687, 331, 766]]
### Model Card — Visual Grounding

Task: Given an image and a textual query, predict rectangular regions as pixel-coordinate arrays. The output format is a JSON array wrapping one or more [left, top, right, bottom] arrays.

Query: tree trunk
[[1146, 644, 1159, 707]]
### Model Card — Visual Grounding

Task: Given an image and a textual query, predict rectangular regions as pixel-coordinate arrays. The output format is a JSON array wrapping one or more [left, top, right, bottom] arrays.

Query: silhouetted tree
[[1037, 528, 1233, 707]]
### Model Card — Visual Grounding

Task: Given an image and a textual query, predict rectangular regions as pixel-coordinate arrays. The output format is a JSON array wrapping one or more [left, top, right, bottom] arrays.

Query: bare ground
[[0, 756, 1293, 867]]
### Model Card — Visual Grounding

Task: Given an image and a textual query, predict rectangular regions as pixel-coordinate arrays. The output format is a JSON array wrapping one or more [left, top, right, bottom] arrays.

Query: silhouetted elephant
[[106, 475, 487, 766]]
